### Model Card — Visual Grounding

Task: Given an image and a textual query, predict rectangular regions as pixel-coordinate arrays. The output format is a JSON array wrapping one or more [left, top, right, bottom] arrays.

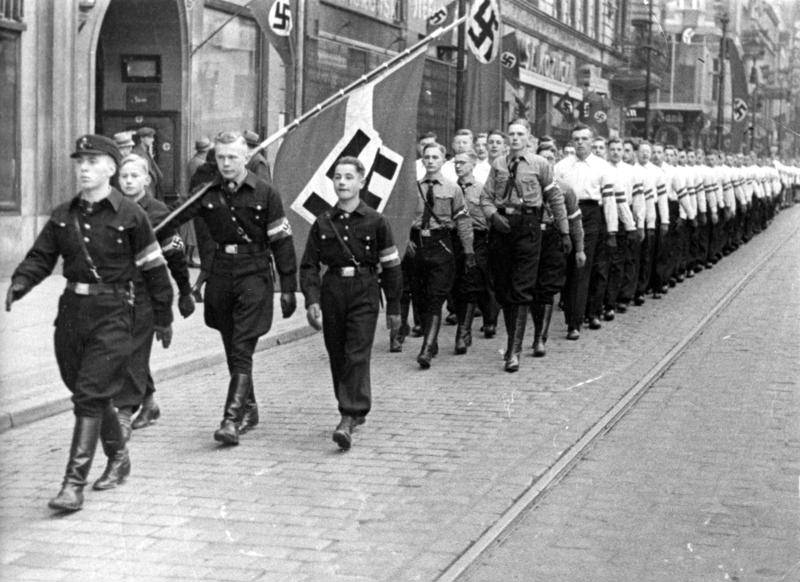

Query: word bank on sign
[[467, 0, 500, 64]]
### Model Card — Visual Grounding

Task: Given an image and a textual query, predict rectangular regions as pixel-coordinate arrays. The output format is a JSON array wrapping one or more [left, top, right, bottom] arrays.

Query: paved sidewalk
[[0, 271, 315, 431]]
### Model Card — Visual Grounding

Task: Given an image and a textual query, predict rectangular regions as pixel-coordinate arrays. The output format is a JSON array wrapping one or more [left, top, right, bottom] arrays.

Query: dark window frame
[[0, 26, 22, 212]]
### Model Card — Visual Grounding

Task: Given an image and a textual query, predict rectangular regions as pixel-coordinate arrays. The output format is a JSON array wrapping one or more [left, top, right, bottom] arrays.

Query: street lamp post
[[643, 0, 654, 141], [715, 11, 729, 150]]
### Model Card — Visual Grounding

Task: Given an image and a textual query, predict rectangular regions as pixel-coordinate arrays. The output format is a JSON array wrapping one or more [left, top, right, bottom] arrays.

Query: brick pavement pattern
[[0, 208, 798, 581], [463, 220, 800, 581]]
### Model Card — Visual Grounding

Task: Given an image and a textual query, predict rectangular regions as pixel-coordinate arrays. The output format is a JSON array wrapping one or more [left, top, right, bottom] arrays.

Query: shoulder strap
[[324, 213, 360, 267], [416, 182, 446, 226], [70, 210, 103, 283], [216, 188, 255, 243]]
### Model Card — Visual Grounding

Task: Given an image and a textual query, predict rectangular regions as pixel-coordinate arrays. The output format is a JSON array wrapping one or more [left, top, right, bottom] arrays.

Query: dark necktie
[[503, 158, 520, 202], [421, 180, 435, 229]]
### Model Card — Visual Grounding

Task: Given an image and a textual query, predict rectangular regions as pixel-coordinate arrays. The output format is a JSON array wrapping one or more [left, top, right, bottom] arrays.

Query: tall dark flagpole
[[455, 0, 467, 131]]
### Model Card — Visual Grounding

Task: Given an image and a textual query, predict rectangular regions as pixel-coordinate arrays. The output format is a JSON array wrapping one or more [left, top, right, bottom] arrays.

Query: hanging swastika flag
[[273, 52, 427, 258], [251, 0, 295, 64], [466, 0, 501, 64], [733, 98, 749, 122]]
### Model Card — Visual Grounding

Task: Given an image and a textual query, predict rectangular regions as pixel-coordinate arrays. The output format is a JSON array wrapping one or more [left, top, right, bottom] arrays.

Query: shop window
[[0, 28, 21, 211], [191, 8, 259, 138]]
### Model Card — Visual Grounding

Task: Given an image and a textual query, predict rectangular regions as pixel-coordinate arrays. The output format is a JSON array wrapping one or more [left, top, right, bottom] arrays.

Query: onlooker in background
[[182, 137, 213, 268], [133, 127, 164, 200], [113, 131, 136, 158], [244, 130, 272, 182]]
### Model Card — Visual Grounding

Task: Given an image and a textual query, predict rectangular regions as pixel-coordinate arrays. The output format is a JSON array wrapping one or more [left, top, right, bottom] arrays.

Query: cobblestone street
[[0, 208, 798, 582], [462, 209, 800, 582]]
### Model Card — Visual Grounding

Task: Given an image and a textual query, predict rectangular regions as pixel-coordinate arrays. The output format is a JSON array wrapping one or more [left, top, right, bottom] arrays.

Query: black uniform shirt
[[176, 171, 298, 292], [12, 188, 174, 326], [300, 201, 402, 314]]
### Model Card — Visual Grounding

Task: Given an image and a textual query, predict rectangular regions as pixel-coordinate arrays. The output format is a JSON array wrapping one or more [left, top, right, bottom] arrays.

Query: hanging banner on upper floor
[[251, 0, 296, 64], [466, 0, 501, 64]]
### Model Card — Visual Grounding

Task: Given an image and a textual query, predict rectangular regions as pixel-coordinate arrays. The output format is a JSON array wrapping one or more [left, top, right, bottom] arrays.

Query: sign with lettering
[[322, 0, 399, 23], [513, 30, 576, 85]]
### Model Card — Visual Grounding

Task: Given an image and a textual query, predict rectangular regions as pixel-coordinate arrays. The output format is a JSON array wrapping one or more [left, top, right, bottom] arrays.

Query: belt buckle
[[420, 229, 431, 237], [541, 223, 547, 230], [224, 244, 238, 254], [505, 207, 516, 215], [74, 282, 90, 295], [341, 266, 356, 277]]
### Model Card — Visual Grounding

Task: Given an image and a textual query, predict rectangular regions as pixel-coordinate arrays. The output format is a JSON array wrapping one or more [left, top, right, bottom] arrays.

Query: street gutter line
[[437, 218, 800, 582]]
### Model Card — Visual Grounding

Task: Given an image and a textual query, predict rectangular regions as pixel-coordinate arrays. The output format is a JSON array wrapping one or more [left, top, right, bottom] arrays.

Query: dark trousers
[[321, 273, 380, 418], [455, 230, 496, 322], [652, 203, 676, 290], [564, 203, 601, 330], [400, 247, 421, 327], [619, 235, 641, 304], [54, 292, 133, 417], [205, 253, 274, 375], [636, 229, 656, 297], [115, 295, 155, 410], [587, 217, 613, 319], [489, 212, 543, 307], [411, 230, 455, 317], [604, 232, 628, 309], [533, 226, 566, 306]]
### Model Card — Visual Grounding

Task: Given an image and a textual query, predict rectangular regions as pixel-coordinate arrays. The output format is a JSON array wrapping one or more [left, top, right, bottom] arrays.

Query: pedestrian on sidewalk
[[300, 157, 402, 450], [162, 131, 298, 446], [115, 154, 196, 434], [4, 134, 174, 512]]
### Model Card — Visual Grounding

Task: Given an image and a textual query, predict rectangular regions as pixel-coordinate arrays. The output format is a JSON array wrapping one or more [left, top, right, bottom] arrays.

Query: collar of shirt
[[422, 173, 443, 185], [458, 177, 474, 188], [72, 188, 124, 213], [332, 200, 368, 218]]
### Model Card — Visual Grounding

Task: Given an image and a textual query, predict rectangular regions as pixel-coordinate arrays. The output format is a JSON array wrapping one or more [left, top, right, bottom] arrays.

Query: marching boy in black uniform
[[300, 157, 402, 450], [5, 135, 174, 512], [165, 131, 298, 446], [112, 154, 196, 448]]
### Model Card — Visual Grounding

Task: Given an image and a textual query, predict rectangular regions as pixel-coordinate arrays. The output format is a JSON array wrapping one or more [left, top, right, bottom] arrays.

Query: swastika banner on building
[[466, 0, 501, 64], [272, 52, 427, 258], [251, 0, 295, 64]]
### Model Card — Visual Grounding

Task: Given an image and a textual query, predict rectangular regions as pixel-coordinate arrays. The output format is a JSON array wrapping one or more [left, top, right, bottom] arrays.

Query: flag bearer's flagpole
[[155, 13, 468, 233]]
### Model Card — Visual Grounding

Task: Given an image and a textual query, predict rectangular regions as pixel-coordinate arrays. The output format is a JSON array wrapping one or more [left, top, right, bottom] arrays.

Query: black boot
[[239, 384, 259, 435], [536, 303, 554, 355], [531, 303, 546, 357], [505, 306, 528, 372], [93, 403, 131, 491], [502, 306, 515, 361], [417, 314, 441, 369], [49, 415, 101, 512], [397, 299, 411, 344], [131, 393, 160, 430], [455, 303, 475, 355], [332, 415, 353, 450], [213, 374, 251, 445]]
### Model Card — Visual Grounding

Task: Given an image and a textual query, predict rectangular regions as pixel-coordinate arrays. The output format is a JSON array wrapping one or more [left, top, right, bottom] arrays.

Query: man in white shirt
[[554, 124, 618, 340], [473, 132, 491, 185], [633, 141, 665, 305], [441, 129, 474, 184], [617, 139, 646, 310]]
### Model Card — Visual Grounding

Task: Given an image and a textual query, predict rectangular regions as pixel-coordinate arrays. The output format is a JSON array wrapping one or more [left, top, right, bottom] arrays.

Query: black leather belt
[[216, 242, 267, 255], [411, 227, 450, 241], [497, 206, 541, 216], [578, 199, 600, 207], [66, 281, 128, 296], [329, 266, 375, 278]]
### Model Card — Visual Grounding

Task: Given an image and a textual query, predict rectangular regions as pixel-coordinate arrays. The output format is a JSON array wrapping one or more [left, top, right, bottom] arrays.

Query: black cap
[[70, 135, 121, 165], [137, 126, 156, 137]]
